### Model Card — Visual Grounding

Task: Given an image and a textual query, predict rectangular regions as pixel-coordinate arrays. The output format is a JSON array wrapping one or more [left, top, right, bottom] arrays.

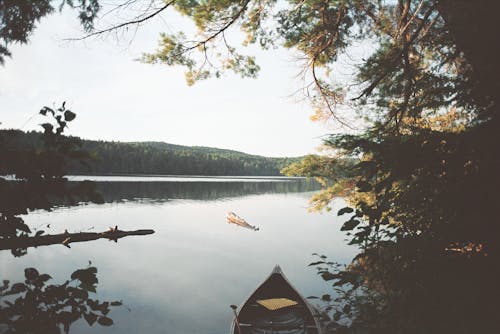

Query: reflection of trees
[[0, 106, 137, 332], [94, 180, 321, 203], [0, 104, 104, 257], [0, 266, 120, 334], [0, 105, 155, 256], [0, 107, 150, 333]]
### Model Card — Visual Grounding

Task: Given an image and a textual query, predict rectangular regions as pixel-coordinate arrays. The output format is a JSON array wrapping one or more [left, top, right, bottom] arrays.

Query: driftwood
[[226, 212, 260, 231], [0, 227, 155, 251]]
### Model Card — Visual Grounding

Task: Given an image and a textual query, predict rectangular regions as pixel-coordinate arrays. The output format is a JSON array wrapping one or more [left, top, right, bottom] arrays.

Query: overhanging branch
[[66, 0, 176, 41]]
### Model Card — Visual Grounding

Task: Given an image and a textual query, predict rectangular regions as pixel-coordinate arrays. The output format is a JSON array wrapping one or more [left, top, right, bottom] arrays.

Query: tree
[[2, 0, 499, 331], [1, 6, 147, 333], [0, 103, 105, 256], [119, 1, 497, 332], [0, 0, 100, 64], [0, 105, 133, 333], [0, 1, 152, 257]]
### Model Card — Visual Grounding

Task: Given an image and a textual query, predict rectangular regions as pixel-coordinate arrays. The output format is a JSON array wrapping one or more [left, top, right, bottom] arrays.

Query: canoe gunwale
[[230, 265, 323, 334]]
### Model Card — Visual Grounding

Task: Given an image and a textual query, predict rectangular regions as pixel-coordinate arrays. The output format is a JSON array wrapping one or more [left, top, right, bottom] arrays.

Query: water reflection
[[226, 212, 260, 231], [1, 179, 354, 334], [93, 179, 321, 203], [0, 228, 154, 252], [0, 266, 120, 334]]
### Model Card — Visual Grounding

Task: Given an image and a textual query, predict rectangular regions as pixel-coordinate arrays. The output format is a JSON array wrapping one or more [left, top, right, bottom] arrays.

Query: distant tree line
[[0, 130, 301, 176]]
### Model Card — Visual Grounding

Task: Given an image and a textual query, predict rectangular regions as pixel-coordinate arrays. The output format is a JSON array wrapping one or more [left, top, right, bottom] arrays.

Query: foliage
[[2, 0, 499, 332], [303, 117, 499, 332], [135, 0, 500, 332], [282, 155, 355, 211], [0, 0, 100, 64], [136, 0, 490, 122], [1, 130, 300, 176], [0, 104, 121, 332], [0, 103, 103, 257], [0, 266, 120, 334]]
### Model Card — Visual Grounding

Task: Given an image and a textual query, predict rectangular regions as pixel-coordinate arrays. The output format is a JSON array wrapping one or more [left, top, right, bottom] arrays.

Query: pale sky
[[0, 6, 350, 157]]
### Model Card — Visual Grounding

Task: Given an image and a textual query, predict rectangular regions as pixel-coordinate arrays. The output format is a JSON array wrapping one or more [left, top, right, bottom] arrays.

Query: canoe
[[231, 265, 322, 334]]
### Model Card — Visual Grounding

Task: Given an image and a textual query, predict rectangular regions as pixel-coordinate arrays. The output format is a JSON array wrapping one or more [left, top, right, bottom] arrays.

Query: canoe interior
[[234, 269, 320, 334]]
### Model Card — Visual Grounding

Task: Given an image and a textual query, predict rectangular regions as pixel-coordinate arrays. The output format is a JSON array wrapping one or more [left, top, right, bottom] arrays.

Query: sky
[[0, 5, 349, 157]]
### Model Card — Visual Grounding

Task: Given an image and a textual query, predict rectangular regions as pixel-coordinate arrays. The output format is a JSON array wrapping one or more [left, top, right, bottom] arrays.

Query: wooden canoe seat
[[256, 298, 298, 311]]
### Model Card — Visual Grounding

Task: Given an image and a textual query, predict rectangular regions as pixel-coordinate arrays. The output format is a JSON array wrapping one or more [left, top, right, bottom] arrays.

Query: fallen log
[[0, 227, 155, 251]]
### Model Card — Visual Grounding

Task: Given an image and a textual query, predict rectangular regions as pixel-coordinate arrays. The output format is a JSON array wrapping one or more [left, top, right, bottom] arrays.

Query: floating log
[[226, 212, 260, 231], [0, 227, 155, 251]]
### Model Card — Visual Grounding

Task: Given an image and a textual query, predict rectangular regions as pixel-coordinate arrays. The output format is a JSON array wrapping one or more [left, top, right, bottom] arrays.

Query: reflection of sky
[[68, 175, 307, 182], [1, 185, 356, 334]]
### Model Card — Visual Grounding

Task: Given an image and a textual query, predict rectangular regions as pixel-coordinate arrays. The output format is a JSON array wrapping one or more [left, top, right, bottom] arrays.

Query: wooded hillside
[[0, 130, 300, 176]]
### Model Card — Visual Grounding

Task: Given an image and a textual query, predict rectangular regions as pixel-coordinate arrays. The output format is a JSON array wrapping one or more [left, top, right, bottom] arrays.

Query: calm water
[[1, 177, 355, 334]]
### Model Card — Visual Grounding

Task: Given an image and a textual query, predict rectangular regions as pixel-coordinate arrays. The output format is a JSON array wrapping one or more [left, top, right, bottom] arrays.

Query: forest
[[0, 129, 300, 176], [1, 1, 499, 333]]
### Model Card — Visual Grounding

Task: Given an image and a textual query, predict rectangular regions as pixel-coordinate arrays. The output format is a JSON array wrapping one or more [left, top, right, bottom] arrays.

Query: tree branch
[[66, 0, 176, 41], [0, 227, 155, 251], [352, 4, 437, 101], [181, 0, 250, 54]]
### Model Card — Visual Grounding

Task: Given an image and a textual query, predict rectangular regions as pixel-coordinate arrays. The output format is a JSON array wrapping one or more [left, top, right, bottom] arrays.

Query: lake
[[0, 176, 356, 334]]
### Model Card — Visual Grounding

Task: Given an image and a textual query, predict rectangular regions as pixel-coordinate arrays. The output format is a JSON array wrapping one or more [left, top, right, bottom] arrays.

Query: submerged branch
[[0, 227, 155, 251]]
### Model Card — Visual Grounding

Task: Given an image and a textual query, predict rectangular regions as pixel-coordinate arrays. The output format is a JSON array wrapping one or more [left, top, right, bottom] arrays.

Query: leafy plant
[[0, 103, 103, 256], [0, 266, 120, 334]]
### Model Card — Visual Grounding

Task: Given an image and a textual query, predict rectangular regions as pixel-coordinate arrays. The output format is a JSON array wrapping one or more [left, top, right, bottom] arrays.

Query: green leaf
[[71, 267, 98, 286], [6, 282, 26, 295], [64, 110, 76, 121], [79, 283, 96, 293], [348, 237, 362, 245], [40, 107, 54, 115], [67, 286, 88, 299], [341, 219, 361, 231], [308, 261, 325, 266], [97, 316, 113, 326], [41, 123, 53, 133], [337, 207, 354, 215], [15, 220, 31, 234], [87, 299, 100, 311], [355, 228, 370, 239], [84, 312, 98, 326], [0, 280, 9, 292], [321, 294, 331, 301], [25, 268, 39, 281], [320, 272, 339, 281], [39, 274, 52, 282]]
